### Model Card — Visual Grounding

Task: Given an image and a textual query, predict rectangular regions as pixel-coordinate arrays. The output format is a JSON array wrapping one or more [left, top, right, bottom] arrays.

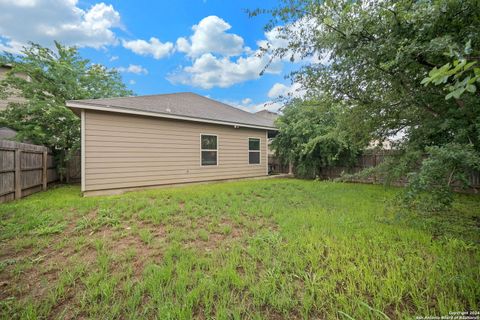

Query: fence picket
[[0, 140, 79, 203]]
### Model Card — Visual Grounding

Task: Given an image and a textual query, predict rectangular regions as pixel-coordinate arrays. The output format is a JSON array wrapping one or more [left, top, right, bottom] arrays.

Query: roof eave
[[66, 101, 278, 131]]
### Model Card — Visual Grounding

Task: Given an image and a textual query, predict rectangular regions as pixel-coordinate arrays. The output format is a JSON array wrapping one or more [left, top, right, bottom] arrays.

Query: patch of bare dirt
[[0, 209, 169, 318], [185, 216, 278, 251], [100, 223, 166, 277], [178, 201, 185, 210], [0, 233, 97, 306]]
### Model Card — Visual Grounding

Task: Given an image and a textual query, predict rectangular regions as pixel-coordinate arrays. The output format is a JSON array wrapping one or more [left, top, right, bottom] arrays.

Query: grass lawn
[[0, 179, 479, 319]]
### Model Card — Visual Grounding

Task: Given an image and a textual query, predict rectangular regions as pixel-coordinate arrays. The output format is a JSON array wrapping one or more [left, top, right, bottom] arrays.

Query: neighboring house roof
[[0, 127, 17, 140], [255, 110, 279, 122], [67, 92, 277, 130]]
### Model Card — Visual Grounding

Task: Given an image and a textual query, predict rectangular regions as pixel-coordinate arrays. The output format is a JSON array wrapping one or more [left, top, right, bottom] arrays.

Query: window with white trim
[[248, 138, 260, 164], [201, 134, 218, 166]]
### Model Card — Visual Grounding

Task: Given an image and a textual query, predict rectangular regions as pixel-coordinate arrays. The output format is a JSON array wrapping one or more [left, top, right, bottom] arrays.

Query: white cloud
[[222, 98, 283, 114], [167, 51, 281, 89], [0, 0, 122, 53], [268, 83, 290, 98], [176, 15, 244, 58], [258, 27, 289, 52], [230, 82, 304, 115], [267, 82, 305, 99], [129, 79, 136, 85], [248, 101, 283, 113], [109, 55, 119, 61], [257, 18, 331, 65], [257, 26, 303, 62], [122, 37, 174, 59], [241, 98, 252, 105], [309, 50, 332, 65], [168, 15, 298, 89], [117, 64, 148, 75], [216, 82, 306, 115]]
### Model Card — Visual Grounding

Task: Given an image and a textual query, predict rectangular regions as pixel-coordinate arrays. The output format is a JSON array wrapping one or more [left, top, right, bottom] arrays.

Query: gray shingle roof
[[67, 92, 276, 129], [255, 110, 279, 122], [0, 127, 17, 140]]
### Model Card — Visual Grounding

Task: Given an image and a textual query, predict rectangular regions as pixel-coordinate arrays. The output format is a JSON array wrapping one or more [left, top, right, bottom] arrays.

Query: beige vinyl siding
[[84, 110, 267, 192]]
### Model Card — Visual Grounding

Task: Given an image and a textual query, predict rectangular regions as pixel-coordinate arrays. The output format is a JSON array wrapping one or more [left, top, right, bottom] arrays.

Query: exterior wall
[[83, 110, 268, 193], [0, 66, 27, 111], [0, 66, 10, 110]]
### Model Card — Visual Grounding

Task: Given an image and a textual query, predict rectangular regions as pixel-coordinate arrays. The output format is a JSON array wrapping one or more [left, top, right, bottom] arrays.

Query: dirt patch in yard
[[0, 217, 167, 310], [185, 215, 278, 251], [0, 237, 97, 306], [178, 201, 186, 210]]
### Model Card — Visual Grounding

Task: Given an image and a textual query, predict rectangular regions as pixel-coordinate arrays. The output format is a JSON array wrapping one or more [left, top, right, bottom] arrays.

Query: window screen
[[201, 135, 217, 165], [248, 138, 260, 164]]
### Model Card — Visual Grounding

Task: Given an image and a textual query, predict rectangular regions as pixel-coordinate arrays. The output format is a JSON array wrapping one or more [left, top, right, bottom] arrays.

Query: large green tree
[[257, 0, 480, 206], [272, 98, 359, 177], [0, 42, 133, 179]]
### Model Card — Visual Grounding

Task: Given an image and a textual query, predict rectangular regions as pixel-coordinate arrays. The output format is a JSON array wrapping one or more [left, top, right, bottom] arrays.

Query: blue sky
[[0, 0, 305, 112]]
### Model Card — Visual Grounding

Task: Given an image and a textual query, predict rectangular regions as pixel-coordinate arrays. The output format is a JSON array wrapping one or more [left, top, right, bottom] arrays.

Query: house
[[0, 64, 12, 111], [1, 64, 23, 142], [255, 110, 279, 123], [0, 64, 27, 111], [0, 127, 17, 140], [67, 93, 278, 196]]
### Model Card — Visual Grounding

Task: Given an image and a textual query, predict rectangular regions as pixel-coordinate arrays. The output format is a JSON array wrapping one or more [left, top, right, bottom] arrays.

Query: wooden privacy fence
[[0, 140, 58, 203], [319, 151, 480, 191], [66, 150, 81, 183]]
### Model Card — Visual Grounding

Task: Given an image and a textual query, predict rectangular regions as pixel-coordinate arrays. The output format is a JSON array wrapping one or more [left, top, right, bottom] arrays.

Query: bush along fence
[[0, 141, 81, 203], [318, 150, 480, 192]]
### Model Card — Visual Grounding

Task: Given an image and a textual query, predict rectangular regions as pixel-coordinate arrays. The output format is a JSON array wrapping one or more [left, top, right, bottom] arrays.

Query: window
[[201, 134, 217, 166], [248, 138, 260, 164]]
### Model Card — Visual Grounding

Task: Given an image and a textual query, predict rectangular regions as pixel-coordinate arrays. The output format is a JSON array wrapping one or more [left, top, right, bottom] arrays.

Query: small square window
[[201, 135, 217, 166]]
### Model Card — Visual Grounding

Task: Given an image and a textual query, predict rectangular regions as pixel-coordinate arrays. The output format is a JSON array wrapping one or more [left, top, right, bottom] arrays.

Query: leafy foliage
[[405, 143, 480, 210], [421, 41, 480, 100], [272, 98, 359, 178], [0, 42, 133, 179], [257, 0, 480, 208]]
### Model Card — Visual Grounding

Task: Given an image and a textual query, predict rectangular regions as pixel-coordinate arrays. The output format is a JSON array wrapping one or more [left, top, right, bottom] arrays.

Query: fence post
[[42, 150, 48, 191], [14, 149, 21, 199], [66, 156, 70, 184]]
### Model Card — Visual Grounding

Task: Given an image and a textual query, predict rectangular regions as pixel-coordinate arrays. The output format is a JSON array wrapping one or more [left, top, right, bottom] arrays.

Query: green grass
[[0, 179, 479, 319]]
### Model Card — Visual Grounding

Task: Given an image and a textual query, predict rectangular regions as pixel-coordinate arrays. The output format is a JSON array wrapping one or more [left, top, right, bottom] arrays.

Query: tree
[[405, 143, 480, 211], [255, 0, 480, 207], [421, 41, 480, 100], [0, 42, 133, 180], [272, 98, 359, 178]]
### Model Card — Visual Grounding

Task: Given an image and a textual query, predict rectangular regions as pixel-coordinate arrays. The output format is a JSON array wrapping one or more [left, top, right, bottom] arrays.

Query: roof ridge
[[79, 92, 261, 117], [71, 91, 194, 102], [67, 92, 277, 130], [186, 93, 259, 116]]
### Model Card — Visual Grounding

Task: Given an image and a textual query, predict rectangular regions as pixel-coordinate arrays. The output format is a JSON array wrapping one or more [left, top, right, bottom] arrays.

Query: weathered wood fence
[[319, 151, 480, 191], [66, 150, 81, 184], [0, 140, 58, 203]]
